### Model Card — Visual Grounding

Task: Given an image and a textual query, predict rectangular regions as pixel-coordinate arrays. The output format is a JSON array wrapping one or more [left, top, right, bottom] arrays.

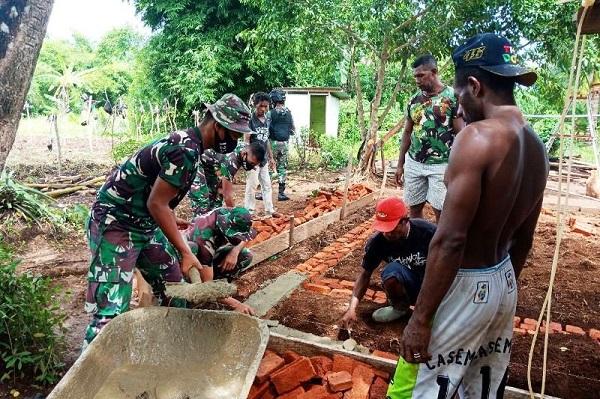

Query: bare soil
[[266, 209, 600, 399]]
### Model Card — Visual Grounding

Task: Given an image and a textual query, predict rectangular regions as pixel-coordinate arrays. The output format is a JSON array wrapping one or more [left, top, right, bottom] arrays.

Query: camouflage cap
[[205, 94, 253, 134], [216, 207, 257, 242]]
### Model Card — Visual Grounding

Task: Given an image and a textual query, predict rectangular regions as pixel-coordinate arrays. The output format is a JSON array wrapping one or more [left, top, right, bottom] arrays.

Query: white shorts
[[388, 256, 517, 399], [403, 154, 447, 211]]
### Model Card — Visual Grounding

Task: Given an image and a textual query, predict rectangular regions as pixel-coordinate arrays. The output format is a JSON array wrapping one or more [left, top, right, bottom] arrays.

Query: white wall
[[325, 95, 340, 137], [284, 93, 310, 135]]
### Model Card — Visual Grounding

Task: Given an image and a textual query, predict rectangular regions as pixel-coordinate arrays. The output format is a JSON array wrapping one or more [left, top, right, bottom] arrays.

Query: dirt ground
[[4, 127, 600, 398], [266, 208, 600, 399]]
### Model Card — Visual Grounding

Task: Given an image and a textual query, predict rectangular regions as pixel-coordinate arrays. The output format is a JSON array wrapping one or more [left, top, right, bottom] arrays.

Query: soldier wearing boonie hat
[[182, 206, 257, 315], [187, 93, 261, 216]]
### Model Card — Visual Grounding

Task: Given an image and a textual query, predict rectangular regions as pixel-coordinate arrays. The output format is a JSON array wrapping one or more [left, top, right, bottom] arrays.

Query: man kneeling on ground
[[183, 206, 257, 315], [341, 197, 436, 327]]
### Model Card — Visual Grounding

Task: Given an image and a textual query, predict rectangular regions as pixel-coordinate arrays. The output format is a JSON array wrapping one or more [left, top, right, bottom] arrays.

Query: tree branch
[[378, 58, 408, 126]]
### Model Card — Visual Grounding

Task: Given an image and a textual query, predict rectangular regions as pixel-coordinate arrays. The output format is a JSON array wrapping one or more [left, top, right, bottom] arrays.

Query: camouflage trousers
[[188, 164, 222, 216], [271, 140, 289, 184], [83, 217, 184, 349], [189, 242, 253, 282]]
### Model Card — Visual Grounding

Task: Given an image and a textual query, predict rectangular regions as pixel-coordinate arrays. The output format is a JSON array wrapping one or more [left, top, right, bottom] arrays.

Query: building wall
[[284, 93, 310, 136], [325, 95, 340, 137], [284, 91, 341, 140]]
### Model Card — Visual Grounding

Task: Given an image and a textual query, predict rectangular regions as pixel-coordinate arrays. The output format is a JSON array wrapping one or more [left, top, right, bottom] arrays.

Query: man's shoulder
[[410, 218, 437, 234]]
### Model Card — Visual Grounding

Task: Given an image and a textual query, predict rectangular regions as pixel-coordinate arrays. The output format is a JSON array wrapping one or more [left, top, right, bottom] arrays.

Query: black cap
[[452, 33, 537, 87]]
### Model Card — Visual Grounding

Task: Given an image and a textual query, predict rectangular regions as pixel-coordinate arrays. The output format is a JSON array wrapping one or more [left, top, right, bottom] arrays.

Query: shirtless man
[[387, 33, 549, 398]]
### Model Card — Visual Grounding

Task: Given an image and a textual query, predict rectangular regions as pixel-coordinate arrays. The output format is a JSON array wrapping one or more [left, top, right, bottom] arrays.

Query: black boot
[[255, 192, 263, 200], [278, 183, 290, 201]]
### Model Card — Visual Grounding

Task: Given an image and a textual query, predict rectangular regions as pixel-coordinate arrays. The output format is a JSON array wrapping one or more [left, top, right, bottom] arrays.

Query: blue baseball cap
[[452, 33, 537, 87]]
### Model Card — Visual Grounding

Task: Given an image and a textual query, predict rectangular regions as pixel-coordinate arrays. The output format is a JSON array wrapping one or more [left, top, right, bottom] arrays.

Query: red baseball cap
[[373, 197, 409, 232]]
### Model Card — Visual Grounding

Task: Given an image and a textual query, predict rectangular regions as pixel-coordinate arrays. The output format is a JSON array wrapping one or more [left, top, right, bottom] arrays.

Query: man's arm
[[221, 241, 246, 271], [401, 126, 487, 363], [395, 117, 414, 185], [509, 197, 543, 278], [340, 267, 374, 328], [148, 178, 200, 277]]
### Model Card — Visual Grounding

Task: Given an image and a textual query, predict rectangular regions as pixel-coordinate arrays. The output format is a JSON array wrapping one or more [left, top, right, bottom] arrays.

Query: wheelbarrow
[[47, 307, 269, 399]]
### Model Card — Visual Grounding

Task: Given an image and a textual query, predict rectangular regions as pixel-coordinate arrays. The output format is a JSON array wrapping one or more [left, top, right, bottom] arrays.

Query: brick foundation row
[[512, 316, 600, 343], [249, 350, 391, 399]]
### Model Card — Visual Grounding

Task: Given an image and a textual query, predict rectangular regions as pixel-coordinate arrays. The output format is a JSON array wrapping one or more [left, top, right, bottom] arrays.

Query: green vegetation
[[0, 243, 66, 385]]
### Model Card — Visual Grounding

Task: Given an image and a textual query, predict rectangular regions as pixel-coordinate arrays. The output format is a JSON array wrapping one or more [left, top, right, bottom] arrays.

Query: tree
[[242, 0, 581, 173], [0, 0, 55, 173]]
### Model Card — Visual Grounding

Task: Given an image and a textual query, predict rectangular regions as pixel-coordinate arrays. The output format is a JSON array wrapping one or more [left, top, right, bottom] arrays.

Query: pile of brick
[[248, 184, 373, 247], [303, 278, 387, 305], [513, 316, 600, 342], [248, 350, 390, 399], [294, 221, 373, 280]]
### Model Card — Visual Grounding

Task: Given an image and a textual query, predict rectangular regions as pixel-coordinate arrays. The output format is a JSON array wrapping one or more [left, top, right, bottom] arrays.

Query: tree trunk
[[358, 45, 389, 173], [0, 0, 55, 173]]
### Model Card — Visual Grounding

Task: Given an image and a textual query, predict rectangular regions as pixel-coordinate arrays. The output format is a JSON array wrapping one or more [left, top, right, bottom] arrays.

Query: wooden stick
[[288, 215, 296, 247], [378, 145, 388, 199], [340, 151, 353, 220], [46, 185, 87, 198]]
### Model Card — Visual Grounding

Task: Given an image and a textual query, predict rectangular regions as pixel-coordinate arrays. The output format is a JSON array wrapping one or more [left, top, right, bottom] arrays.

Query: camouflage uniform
[[269, 106, 294, 199], [188, 145, 245, 216], [83, 128, 201, 348], [83, 94, 252, 349], [184, 207, 256, 281], [402, 86, 458, 210]]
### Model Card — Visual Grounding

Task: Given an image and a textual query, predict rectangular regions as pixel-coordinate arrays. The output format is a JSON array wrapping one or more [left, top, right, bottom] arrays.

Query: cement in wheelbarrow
[[48, 307, 269, 399]]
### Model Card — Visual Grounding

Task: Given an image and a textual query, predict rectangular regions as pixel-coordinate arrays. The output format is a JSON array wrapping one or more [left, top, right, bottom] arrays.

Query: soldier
[[188, 141, 267, 215], [184, 206, 257, 315], [268, 89, 295, 201], [395, 55, 463, 222], [82, 94, 252, 350]]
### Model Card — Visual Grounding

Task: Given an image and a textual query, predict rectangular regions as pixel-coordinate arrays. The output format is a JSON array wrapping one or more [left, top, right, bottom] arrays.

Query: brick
[[523, 318, 537, 326], [329, 282, 345, 290], [365, 289, 375, 300], [513, 316, 521, 328], [520, 323, 536, 331], [571, 221, 595, 236], [369, 377, 388, 399], [317, 278, 340, 286], [374, 291, 387, 299], [590, 328, 600, 340], [513, 328, 527, 335], [325, 259, 338, 267], [304, 283, 332, 295], [261, 388, 276, 399], [345, 364, 375, 399], [371, 350, 398, 361], [326, 371, 353, 392], [282, 351, 302, 364], [310, 356, 334, 378], [323, 394, 343, 399], [332, 354, 355, 373], [297, 385, 329, 399], [340, 280, 355, 289], [373, 296, 387, 305], [373, 369, 390, 381], [271, 357, 317, 394], [565, 325, 586, 335], [330, 288, 353, 298], [542, 321, 562, 333], [256, 352, 286, 383], [248, 381, 271, 399], [277, 386, 305, 399]]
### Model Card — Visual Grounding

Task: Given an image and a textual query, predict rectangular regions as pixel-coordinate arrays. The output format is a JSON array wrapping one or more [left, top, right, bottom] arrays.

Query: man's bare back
[[450, 106, 549, 271]]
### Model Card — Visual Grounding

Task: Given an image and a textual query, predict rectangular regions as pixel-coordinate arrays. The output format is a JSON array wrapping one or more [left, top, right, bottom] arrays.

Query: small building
[[281, 87, 349, 138]]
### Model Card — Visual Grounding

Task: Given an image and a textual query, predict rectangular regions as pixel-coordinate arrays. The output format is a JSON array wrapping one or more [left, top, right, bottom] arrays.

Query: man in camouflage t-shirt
[[396, 55, 463, 222], [183, 206, 257, 315], [188, 141, 266, 216], [83, 94, 252, 349]]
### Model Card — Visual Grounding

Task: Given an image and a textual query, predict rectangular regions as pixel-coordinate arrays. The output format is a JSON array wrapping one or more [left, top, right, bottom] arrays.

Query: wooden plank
[[340, 151, 354, 220], [291, 208, 341, 245], [250, 231, 290, 265], [344, 192, 375, 216], [267, 332, 396, 374]]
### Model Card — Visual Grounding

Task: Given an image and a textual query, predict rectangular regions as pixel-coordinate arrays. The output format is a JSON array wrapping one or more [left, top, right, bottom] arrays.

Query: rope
[[526, 4, 591, 398]]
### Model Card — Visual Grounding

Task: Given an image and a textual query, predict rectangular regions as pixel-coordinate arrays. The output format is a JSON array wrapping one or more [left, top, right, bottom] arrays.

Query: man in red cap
[[340, 197, 436, 326]]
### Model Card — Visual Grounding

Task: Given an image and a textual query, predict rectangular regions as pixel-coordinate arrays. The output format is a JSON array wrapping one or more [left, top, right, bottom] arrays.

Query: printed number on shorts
[[436, 366, 507, 398]]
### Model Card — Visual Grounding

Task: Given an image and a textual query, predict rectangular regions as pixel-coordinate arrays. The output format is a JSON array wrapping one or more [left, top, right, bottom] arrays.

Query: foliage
[[0, 171, 63, 226], [0, 244, 66, 385], [111, 132, 163, 163], [318, 135, 357, 171]]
